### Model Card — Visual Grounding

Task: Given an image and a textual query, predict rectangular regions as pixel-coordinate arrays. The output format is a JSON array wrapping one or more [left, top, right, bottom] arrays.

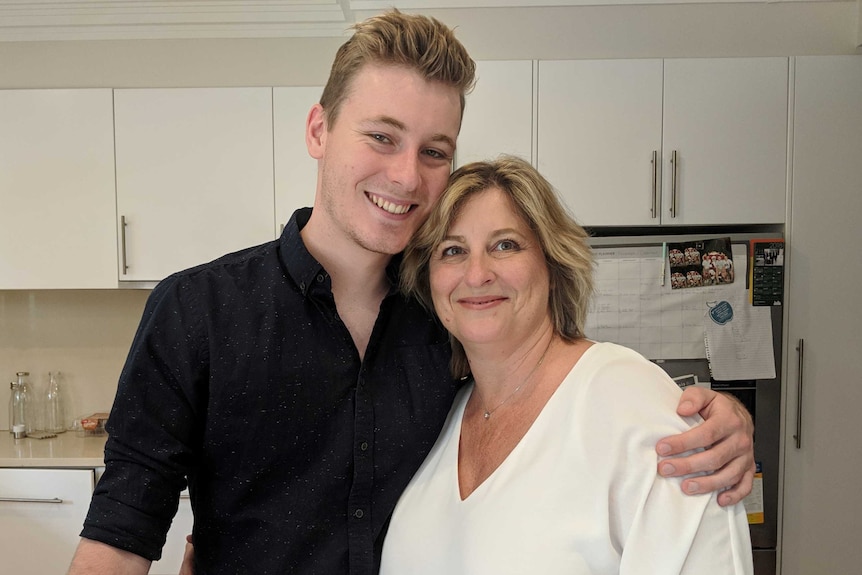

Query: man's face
[[307, 64, 462, 257]]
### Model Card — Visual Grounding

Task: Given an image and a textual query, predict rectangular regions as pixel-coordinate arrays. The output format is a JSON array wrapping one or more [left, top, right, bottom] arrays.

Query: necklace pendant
[[483, 411, 491, 420]]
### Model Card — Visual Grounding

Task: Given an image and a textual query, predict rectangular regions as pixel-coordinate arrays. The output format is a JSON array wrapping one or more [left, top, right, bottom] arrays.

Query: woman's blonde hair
[[401, 156, 595, 378], [320, 9, 476, 128]]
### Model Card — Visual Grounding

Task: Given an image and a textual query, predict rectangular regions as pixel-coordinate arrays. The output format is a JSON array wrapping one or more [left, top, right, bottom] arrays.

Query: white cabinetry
[[273, 86, 322, 234], [114, 88, 275, 282], [538, 59, 663, 225], [538, 58, 788, 226], [150, 491, 194, 575], [779, 56, 862, 575], [0, 467, 95, 574], [0, 89, 117, 288], [455, 60, 534, 168]]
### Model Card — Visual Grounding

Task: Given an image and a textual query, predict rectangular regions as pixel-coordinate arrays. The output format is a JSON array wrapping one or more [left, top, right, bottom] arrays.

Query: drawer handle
[[0, 497, 64, 504], [120, 215, 129, 275]]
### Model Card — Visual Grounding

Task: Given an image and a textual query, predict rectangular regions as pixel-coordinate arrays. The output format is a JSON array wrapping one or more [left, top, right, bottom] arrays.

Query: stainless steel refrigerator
[[587, 231, 783, 575]]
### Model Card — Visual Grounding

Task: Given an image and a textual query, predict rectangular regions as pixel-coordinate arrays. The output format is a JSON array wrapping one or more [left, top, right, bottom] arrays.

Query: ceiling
[[0, 0, 795, 42]]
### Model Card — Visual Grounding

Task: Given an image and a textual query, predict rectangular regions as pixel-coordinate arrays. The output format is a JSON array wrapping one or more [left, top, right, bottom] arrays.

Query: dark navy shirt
[[81, 208, 459, 575]]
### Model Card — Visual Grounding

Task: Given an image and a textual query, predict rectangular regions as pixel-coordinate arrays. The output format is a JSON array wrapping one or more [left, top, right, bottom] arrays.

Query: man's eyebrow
[[366, 115, 456, 150]]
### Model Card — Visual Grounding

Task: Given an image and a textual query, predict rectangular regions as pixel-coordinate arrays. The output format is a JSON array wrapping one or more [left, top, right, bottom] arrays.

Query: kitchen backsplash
[[0, 289, 150, 431]]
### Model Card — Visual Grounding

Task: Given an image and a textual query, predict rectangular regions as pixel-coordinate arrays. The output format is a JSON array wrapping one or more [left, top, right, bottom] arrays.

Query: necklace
[[479, 336, 553, 421]]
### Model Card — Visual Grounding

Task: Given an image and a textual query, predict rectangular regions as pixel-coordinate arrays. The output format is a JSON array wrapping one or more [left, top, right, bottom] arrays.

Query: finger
[[676, 386, 716, 417], [178, 539, 195, 575], [717, 464, 757, 507], [657, 420, 724, 458]]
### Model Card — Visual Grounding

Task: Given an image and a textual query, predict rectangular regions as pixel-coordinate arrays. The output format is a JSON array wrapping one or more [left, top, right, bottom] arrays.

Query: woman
[[381, 156, 753, 574]]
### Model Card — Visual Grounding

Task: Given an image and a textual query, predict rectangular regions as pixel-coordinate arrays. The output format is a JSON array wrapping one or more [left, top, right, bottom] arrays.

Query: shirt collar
[[279, 208, 401, 297]]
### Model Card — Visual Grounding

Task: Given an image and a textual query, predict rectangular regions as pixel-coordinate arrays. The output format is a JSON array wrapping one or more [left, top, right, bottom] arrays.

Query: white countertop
[[0, 432, 107, 468]]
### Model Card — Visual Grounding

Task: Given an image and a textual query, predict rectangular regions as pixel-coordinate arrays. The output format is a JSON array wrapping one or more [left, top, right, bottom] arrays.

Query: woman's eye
[[440, 245, 464, 257], [494, 239, 520, 252]]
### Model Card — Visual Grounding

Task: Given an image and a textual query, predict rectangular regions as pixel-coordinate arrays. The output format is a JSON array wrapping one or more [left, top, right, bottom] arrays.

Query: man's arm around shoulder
[[68, 538, 151, 575]]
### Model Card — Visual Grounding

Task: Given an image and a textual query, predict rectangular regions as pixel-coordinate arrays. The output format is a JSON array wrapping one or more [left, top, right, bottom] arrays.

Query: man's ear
[[306, 103, 327, 160]]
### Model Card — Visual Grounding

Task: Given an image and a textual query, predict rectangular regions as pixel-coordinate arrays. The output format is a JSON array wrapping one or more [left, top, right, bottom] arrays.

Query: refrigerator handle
[[793, 338, 804, 449]]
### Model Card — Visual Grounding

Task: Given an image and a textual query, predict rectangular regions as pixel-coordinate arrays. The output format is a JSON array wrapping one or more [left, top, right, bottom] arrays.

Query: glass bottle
[[16, 372, 36, 434], [44, 371, 66, 433], [9, 380, 27, 437]]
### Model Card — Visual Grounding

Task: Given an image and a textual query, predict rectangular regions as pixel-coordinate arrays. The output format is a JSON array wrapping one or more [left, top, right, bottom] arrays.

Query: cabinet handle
[[0, 497, 64, 504], [793, 338, 805, 449], [120, 215, 129, 275], [670, 150, 678, 218], [650, 151, 658, 219]]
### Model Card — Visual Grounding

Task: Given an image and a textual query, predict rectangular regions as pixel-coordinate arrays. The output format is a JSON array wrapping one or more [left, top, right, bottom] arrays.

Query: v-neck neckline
[[455, 342, 597, 502]]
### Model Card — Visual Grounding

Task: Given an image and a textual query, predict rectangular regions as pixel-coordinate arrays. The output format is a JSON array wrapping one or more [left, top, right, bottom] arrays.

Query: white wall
[[0, 290, 149, 430], [0, 3, 859, 90]]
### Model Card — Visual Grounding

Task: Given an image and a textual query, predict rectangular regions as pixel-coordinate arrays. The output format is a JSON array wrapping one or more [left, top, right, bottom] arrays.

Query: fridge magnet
[[667, 237, 735, 289], [750, 238, 785, 306]]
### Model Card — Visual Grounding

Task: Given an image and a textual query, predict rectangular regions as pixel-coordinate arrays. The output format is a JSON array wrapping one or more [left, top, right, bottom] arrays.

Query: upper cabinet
[[538, 58, 789, 226], [273, 86, 322, 235], [537, 59, 664, 226], [0, 89, 117, 289], [455, 60, 534, 168], [114, 88, 275, 283]]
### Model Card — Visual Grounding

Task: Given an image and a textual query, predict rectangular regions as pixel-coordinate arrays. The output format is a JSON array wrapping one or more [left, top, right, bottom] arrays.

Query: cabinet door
[[273, 86, 322, 235], [537, 59, 664, 226], [456, 60, 534, 168], [150, 490, 194, 574], [0, 467, 95, 574], [114, 88, 275, 282], [780, 56, 862, 575], [0, 89, 117, 289], [662, 58, 788, 225]]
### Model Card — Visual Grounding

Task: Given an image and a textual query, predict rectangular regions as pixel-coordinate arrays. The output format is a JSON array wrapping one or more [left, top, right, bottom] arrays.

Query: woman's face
[[429, 187, 551, 350]]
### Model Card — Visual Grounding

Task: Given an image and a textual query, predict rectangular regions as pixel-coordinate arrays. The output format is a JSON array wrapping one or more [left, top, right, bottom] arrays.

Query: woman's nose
[[464, 252, 494, 287]]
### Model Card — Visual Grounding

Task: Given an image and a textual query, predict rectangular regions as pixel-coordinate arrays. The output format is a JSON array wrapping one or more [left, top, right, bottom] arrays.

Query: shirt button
[[359, 441, 369, 452], [316, 274, 325, 283], [353, 509, 364, 519]]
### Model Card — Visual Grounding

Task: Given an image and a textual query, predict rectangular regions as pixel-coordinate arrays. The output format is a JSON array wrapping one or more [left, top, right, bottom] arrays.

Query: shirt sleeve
[[582, 348, 753, 575], [80, 274, 208, 561]]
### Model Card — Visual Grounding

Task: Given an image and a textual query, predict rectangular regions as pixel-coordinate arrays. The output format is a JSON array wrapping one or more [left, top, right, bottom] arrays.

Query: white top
[[380, 342, 752, 575]]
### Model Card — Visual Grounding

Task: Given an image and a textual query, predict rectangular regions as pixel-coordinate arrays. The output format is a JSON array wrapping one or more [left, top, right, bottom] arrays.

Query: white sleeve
[[579, 347, 753, 575]]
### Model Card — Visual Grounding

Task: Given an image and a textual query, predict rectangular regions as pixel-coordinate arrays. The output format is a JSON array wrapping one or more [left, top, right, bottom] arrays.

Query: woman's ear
[[306, 103, 327, 160]]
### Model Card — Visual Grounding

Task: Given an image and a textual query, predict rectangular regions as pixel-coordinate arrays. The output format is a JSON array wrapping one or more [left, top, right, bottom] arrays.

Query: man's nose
[[388, 150, 421, 192]]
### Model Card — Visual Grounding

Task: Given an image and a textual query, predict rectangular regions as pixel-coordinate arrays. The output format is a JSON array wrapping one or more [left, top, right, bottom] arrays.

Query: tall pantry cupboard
[[780, 55, 862, 574]]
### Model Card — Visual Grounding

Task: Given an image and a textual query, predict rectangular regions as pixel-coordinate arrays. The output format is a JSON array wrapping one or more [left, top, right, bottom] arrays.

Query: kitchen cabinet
[[0, 89, 117, 289], [537, 58, 788, 226], [273, 86, 322, 235], [455, 60, 534, 168], [150, 490, 194, 574], [114, 88, 275, 282], [779, 56, 862, 575], [0, 467, 95, 574]]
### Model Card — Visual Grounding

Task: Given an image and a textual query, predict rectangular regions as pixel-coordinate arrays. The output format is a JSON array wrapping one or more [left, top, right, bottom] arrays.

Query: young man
[[68, 10, 754, 575]]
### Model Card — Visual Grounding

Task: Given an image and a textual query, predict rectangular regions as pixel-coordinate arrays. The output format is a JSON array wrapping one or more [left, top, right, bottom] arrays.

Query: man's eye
[[369, 133, 391, 144], [423, 148, 451, 161]]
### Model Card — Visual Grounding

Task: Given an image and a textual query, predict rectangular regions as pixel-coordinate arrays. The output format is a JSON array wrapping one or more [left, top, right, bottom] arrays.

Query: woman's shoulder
[[565, 341, 696, 427]]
